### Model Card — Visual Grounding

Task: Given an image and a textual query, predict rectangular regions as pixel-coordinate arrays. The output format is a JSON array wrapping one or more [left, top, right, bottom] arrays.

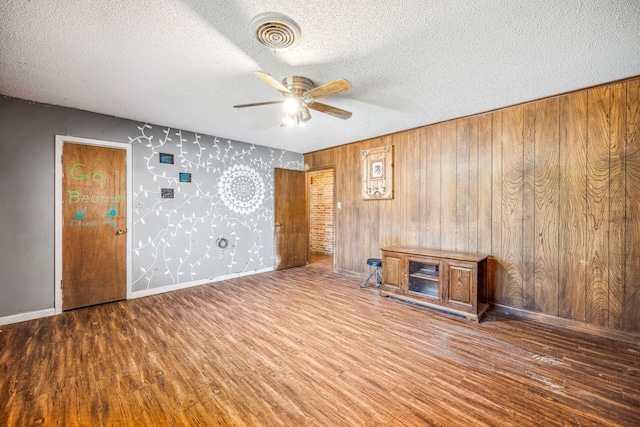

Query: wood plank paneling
[[608, 83, 626, 329], [456, 118, 470, 252], [477, 113, 493, 255], [304, 76, 640, 335], [418, 128, 429, 248], [378, 136, 399, 249], [387, 134, 405, 248], [533, 97, 560, 316], [346, 142, 363, 270], [625, 79, 640, 333], [305, 148, 335, 169], [425, 124, 442, 250], [468, 117, 479, 253], [522, 103, 536, 310], [403, 131, 421, 247], [491, 111, 503, 304], [362, 139, 380, 260], [585, 86, 612, 327], [334, 144, 349, 272], [558, 91, 588, 322], [501, 105, 524, 308], [441, 121, 457, 251]]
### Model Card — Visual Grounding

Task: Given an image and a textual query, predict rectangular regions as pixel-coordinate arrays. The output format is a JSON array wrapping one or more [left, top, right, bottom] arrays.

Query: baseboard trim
[[334, 268, 366, 279], [491, 304, 640, 345], [0, 308, 56, 326], [130, 267, 274, 299], [1, 268, 274, 325]]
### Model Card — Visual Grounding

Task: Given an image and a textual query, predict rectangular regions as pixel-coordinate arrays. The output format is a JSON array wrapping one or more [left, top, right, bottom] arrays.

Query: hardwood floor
[[309, 251, 333, 270], [1, 263, 639, 426]]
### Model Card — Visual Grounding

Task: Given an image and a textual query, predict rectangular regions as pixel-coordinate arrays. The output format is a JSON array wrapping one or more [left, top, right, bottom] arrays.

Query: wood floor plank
[[1, 261, 639, 426]]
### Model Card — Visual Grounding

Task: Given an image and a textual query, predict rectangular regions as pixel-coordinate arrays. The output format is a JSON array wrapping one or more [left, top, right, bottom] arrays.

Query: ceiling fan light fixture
[[298, 105, 312, 123], [283, 96, 301, 114], [251, 12, 301, 49], [234, 72, 353, 126], [281, 112, 297, 127]]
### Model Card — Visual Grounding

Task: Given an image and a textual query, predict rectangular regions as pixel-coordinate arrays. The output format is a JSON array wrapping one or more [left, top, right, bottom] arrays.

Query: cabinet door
[[382, 253, 401, 289], [406, 256, 441, 301], [445, 261, 477, 310]]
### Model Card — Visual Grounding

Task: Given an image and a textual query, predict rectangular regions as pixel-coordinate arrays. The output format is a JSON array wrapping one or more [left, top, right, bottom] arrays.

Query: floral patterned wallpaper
[[130, 124, 302, 291]]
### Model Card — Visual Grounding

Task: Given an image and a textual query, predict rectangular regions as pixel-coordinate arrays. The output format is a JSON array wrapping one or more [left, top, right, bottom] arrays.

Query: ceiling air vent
[[251, 12, 301, 49]]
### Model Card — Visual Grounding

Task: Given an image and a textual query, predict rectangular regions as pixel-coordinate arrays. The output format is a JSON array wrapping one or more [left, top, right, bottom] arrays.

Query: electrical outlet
[[219, 251, 224, 260]]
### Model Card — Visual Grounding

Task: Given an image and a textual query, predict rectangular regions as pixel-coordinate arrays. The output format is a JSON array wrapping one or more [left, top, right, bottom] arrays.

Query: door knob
[[275, 222, 282, 226], [115, 229, 127, 235]]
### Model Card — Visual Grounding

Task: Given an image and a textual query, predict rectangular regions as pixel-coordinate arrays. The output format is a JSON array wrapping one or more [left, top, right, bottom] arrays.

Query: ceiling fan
[[234, 72, 353, 126]]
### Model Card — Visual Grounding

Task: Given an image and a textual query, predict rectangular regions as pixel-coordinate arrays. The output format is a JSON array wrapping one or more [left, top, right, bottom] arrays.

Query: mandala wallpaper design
[[218, 164, 266, 215], [130, 124, 302, 291]]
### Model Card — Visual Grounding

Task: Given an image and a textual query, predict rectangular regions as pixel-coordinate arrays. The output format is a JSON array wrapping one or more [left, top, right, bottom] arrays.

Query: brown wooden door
[[274, 168, 308, 269], [62, 142, 127, 310]]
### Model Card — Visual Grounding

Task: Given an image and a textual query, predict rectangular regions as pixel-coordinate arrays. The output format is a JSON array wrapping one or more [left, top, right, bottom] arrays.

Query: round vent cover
[[251, 12, 301, 49]]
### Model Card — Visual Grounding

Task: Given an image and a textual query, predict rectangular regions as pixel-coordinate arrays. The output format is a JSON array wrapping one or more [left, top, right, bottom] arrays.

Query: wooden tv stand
[[379, 247, 490, 321]]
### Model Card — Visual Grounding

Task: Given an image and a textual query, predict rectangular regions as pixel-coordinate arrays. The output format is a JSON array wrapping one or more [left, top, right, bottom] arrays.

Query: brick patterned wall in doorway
[[309, 169, 334, 254]]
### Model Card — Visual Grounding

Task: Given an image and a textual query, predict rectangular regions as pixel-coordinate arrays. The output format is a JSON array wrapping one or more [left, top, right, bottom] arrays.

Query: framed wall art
[[362, 145, 393, 200], [179, 172, 192, 183], [159, 153, 174, 164]]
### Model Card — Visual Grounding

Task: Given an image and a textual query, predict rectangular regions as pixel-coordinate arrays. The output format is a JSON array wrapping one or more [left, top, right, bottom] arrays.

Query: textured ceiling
[[1, 0, 639, 154]]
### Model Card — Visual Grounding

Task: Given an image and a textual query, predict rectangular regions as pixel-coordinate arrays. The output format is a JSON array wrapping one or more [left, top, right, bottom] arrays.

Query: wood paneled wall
[[304, 77, 640, 334]]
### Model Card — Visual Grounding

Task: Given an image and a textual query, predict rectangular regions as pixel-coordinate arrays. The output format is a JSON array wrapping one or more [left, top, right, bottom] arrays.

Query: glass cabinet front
[[407, 259, 440, 298]]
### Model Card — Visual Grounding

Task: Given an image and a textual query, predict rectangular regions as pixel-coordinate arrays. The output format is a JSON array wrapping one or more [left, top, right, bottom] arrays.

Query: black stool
[[360, 258, 382, 288]]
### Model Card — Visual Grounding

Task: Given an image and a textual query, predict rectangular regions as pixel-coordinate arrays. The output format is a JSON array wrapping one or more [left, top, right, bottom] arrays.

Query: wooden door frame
[[306, 166, 336, 269], [54, 135, 132, 314]]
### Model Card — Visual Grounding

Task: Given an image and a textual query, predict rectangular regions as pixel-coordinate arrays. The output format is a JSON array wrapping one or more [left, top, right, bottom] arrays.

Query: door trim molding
[[54, 135, 133, 314]]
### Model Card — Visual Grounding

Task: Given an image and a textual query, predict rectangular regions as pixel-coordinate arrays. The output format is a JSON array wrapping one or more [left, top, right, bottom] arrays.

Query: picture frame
[[179, 172, 191, 183], [159, 153, 174, 164], [161, 188, 174, 199], [371, 160, 384, 179], [362, 145, 393, 200]]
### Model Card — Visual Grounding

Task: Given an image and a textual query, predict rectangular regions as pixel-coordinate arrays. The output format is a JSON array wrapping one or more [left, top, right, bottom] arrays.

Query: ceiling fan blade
[[307, 102, 352, 120], [304, 79, 352, 100], [233, 100, 285, 108], [254, 71, 291, 94]]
